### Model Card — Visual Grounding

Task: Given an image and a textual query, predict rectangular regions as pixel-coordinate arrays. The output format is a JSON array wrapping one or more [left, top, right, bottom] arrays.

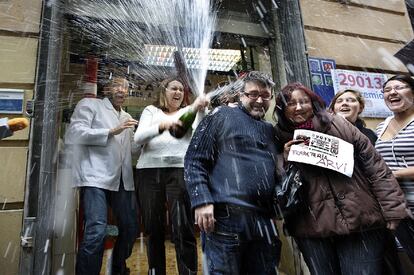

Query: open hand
[[110, 119, 138, 136]]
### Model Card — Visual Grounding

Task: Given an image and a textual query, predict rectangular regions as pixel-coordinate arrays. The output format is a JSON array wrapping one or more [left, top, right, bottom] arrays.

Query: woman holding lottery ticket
[[273, 82, 408, 275]]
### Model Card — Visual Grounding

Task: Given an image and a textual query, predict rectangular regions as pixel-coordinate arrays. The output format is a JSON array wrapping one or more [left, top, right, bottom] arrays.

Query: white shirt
[[134, 105, 203, 169], [65, 97, 138, 191]]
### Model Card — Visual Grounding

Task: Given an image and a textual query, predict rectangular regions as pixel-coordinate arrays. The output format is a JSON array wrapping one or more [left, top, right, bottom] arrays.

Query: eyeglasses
[[286, 99, 312, 108], [382, 85, 409, 94], [243, 92, 273, 101]]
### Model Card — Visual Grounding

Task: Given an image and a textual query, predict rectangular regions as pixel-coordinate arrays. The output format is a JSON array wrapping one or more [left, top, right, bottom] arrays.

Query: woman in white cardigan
[[134, 76, 207, 275]]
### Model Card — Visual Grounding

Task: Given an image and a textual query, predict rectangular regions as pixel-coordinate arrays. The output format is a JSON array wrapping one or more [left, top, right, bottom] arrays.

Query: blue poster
[[0, 89, 24, 114], [308, 57, 336, 105]]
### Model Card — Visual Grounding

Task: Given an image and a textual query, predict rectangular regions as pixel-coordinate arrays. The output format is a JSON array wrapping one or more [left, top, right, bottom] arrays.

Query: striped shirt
[[376, 116, 414, 214]]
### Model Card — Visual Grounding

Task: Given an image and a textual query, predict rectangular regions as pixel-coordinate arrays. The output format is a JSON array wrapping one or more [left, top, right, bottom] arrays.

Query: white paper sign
[[331, 69, 392, 118], [288, 129, 354, 177]]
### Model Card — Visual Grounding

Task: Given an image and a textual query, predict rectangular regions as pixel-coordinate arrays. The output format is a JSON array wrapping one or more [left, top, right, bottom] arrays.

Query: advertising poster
[[288, 129, 354, 177], [308, 57, 336, 105], [331, 69, 392, 118]]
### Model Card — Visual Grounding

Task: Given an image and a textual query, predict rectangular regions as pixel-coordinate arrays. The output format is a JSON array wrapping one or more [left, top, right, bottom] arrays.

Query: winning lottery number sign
[[331, 69, 392, 118]]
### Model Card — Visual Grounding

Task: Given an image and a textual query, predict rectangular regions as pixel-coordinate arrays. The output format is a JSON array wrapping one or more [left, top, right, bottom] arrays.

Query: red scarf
[[295, 119, 314, 130]]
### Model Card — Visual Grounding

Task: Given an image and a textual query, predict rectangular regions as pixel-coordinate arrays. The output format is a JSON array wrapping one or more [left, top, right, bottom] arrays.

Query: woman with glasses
[[375, 74, 414, 263], [274, 82, 408, 275], [329, 89, 402, 274], [134, 76, 208, 275]]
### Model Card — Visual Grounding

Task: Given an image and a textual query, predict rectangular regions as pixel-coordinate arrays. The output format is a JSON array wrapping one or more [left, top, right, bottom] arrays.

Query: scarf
[[294, 119, 314, 130]]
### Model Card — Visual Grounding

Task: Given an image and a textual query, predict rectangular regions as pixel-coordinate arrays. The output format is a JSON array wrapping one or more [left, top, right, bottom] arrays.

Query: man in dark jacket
[[184, 71, 282, 274]]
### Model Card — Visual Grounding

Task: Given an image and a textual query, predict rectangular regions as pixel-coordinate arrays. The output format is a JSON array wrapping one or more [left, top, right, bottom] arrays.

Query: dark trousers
[[76, 182, 138, 275], [383, 229, 403, 275], [296, 229, 386, 275], [203, 204, 281, 275], [137, 168, 197, 275], [395, 218, 414, 264]]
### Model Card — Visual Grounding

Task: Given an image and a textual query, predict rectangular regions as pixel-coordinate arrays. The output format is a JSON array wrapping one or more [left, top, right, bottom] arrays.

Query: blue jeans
[[296, 229, 386, 275], [76, 182, 138, 275], [203, 204, 281, 275]]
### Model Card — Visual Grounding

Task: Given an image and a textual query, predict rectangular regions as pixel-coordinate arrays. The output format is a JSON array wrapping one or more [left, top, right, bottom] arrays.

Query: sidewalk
[[100, 236, 289, 274], [100, 236, 203, 274]]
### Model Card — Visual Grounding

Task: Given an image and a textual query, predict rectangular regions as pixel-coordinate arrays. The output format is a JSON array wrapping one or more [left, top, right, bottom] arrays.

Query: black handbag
[[276, 164, 303, 217]]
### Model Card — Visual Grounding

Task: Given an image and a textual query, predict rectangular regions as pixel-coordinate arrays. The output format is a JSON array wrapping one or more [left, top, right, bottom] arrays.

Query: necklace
[[382, 112, 414, 140]]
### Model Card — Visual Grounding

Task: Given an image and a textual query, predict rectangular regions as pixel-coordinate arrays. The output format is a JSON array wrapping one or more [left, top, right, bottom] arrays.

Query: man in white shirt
[[66, 76, 138, 275]]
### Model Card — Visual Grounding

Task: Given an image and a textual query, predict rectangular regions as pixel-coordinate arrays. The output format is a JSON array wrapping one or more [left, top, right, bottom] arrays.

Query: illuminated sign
[[144, 45, 241, 72]]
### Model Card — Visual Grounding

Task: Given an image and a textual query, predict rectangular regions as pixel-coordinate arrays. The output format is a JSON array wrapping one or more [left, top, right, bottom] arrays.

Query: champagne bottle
[[169, 109, 197, 138]]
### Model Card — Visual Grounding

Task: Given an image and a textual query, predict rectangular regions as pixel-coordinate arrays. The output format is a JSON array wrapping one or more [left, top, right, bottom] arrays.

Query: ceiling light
[[144, 44, 241, 72]]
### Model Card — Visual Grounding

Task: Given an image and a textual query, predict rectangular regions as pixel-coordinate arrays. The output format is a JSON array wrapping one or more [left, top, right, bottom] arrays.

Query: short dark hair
[[383, 74, 414, 94], [241, 71, 275, 92]]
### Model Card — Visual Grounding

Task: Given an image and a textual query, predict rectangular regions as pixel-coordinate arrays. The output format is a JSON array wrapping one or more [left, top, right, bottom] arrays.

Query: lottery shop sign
[[331, 69, 392, 118]]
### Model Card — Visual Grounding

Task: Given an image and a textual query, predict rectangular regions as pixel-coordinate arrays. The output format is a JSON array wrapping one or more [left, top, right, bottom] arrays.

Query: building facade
[[0, 0, 412, 274]]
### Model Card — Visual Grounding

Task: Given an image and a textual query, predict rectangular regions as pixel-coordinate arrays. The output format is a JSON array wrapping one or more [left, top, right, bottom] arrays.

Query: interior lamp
[[144, 44, 241, 72]]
